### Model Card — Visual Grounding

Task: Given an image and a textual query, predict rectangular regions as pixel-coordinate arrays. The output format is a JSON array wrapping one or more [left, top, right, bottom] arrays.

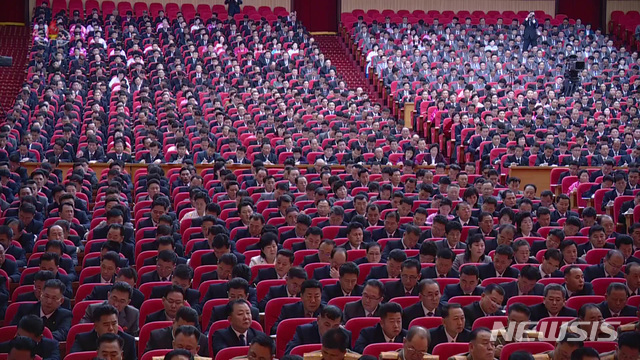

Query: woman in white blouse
[[250, 233, 278, 267]]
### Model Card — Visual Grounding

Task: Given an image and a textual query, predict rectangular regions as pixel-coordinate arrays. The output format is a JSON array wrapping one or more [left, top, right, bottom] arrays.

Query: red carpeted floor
[[0, 26, 30, 117], [314, 35, 382, 104]]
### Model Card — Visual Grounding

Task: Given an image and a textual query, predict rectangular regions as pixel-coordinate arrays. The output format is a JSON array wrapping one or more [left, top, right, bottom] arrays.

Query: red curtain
[[557, 0, 604, 31], [293, 0, 339, 32]]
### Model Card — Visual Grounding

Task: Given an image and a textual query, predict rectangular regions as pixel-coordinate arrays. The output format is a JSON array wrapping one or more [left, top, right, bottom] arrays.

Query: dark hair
[[17, 315, 45, 338], [442, 303, 463, 318], [508, 303, 531, 317], [92, 304, 119, 323], [322, 328, 349, 352], [320, 305, 343, 321], [569, 347, 600, 360], [174, 325, 201, 341], [97, 332, 124, 350], [301, 279, 322, 294], [379, 302, 403, 318], [250, 333, 276, 355], [8, 336, 37, 357]]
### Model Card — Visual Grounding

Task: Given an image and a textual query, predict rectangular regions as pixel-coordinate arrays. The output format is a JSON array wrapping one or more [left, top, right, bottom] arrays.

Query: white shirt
[[422, 303, 437, 316], [40, 308, 54, 318], [100, 276, 111, 284], [383, 332, 395, 342], [232, 328, 248, 345], [445, 330, 458, 342]]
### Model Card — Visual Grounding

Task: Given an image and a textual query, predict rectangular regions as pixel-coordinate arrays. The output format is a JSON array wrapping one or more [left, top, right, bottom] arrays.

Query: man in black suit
[[384, 258, 421, 300], [597, 282, 637, 318], [578, 224, 615, 257], [469, 212, 498, 240], [144, 306, 209, 356], [321, 262, 363, 303], [584, 250, 625, 282], [539, 248, 565, 278], [535, 144, 559, 166], [529, 284, 578, 321], [284, 305, 352, 355], [253, 249, 294, 285], [0, 244, 19, 283], [504, 146, 529, 167], [421, 249, 459, 279], [312, 246, 346, 280], [145, 285, 186, 324], [271, 280, 324, 334], [366, 249, 406, 281], [354, 302, 406, 353], [149, 264, 200, 309], [522, 11, 538, 50], [436, 221, 467, 251], [343, 279, 385, 322], [0, 315, 60, 360], [82, 251, 120, 284], [403, 279, 442, 329], [84, 267, 145, 309], [11, 279, 71, 342], [371, 211, 404, 241], [140, 141, 164, 164], [427, 303, 472, 353], [601, 174, 633, 211], [69, 304, 137, 360], [210, 299, 267, 354], [254, 143, 278, 164], [259, 267, 307, 311], [478, 245, 520, 279], [500, 265, 544, 305], [206, 278, 260, 330], [80, 282, 140, 336], [21, 252, 73, 299], [550, 195, 580, 223], [381, 225, 421, 262], [441, 265, 484, 304], [140, 250, 177, 284], [563, 265, 594, 298], [463, 284, 506, 329]]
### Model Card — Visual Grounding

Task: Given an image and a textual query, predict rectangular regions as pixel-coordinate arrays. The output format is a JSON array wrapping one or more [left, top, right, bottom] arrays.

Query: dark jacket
[[477, 263, 520, 280], [597, 301, 637, 318], [583, 264, 624, 282], [428, 325, 471, 353], [529, 303, 577, 321], [211, 326, 264, 354], [384, 279, 419, 300], [145, 326, 209, 357], [463, 301, 503, 329], [285, 321, 352, 355], [500, 281, 544, 305], [70, 330, 136, 360], [272, 302, 324, 334], [354, 323, 406, 354], [321, 283, 363, 303], [0, 337, 60, 360], [343, 299, 380, 322], [402, 302, 441, 329], [441, 284, 484, 304], [11, 302, 72, 342]]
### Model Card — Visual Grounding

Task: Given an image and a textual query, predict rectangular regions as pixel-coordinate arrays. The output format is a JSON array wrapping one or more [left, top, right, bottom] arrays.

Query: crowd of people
[[2, 1, 640, 360]]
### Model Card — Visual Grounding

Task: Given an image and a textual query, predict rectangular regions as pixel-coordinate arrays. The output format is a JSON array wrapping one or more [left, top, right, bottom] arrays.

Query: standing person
[[225, 0, 242, 17], [523, 12, 538, 50]]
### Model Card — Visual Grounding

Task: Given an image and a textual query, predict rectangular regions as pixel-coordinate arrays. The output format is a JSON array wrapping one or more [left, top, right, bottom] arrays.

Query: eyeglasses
[[406, 346, 429, 356], [362, 293, 382, 301], [401, 275, 419, 281]]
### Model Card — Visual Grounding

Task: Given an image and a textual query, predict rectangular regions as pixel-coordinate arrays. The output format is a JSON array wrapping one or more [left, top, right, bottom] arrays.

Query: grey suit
[[80, 300, 139, 336]]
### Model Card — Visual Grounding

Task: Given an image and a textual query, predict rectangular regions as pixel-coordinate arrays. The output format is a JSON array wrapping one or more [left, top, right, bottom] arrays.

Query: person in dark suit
[[343, 279, 385, 322], [504, 146, 529, 167], [145, 285, 186, 324], [577, 224, 615, 257], [523, 12, 538, 50], [20, 252, 73, 299], [538, 248, 565, 278], [529, 284, 578, 321], [284, 305, 352, 355], [149, 264, 201, 310], [321, 262, 363, 303], [402, 279, 443, 329], [371, 211, 405, 241], [252, 250, 294, 285], [436, 222, 467, 251], [420, 248, 458, 279], [583, 250, 625, 282], [550, 195, 580, 223], [563, 266, 594, 298], [441, 265, 484, 304], [597, 282, 637, 318], [271, 280, 324, 334], [69, 304, 137, 360], [0, 315, 60, 360], [144, 306, 209, 357], [205, 278, 260, 329], [82, 251, 120, 284], [366, 249, 407, 281], [140, 250, 178, 284], [11, 279, 72, 342], [254, 143, 278, 164], [601, 174, 632, 211], [210, 299, 266, 354], [500, 265, 544, 305], [462, 284, 506, 329], [84, 268, 145, 309], [384, 258, 421, 300], [477, 245, 520, 279], [427, 303, 472, 353], [79, 282, 140, 336], [312, 246, 346, 280], [0, 249, 20, 283], [353, 302, 407, 354], [381, 225, 421, 262]]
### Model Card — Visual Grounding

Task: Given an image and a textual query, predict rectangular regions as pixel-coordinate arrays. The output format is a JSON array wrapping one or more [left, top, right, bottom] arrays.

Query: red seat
[[293, 250, 318, 266], [506, 295, 544, 310], [63, 352, 98, 360], [584, 341, 617, 354], [327, 296, 362, 310], [264, 297, 300, 335], [66, 323, 95, 353], [304, 263, 330, 279], [472, 316, 508, 330], [481, 278, 515, 287], [628, 295, 640, 308], [536, 317, 576, 340], [565, 295, 605, 311], [585, 248, 611, 265], [140, 349, 171, 360], [0, 325, 52, 342], [72, 300, 102, 325], [5, 301, 36, 326], [432, 343, 469, 359], [358, 263, 384, 284], [500, 342, 555, 360], [389, 296, 419, 308], [214, 346, 250, 360], [197, 280, 228, 302], [139, 299, 166, 327], [201, 298, 229, 331], [138, 321, 172, 359], [139, 281, 172, 300], [448, 296, 481, 307], [344, 317, 380, 347], [591, 278, 626, 295], [275, 318, 316, 357], [408, 317, 443, 330], [605, 317, 638, 329], [434, 278, 459, 292], [256, 279, 286, 302], [290, 344, 322, 357], [362, 343, 403, 357], [75, 283, 111, 304]]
